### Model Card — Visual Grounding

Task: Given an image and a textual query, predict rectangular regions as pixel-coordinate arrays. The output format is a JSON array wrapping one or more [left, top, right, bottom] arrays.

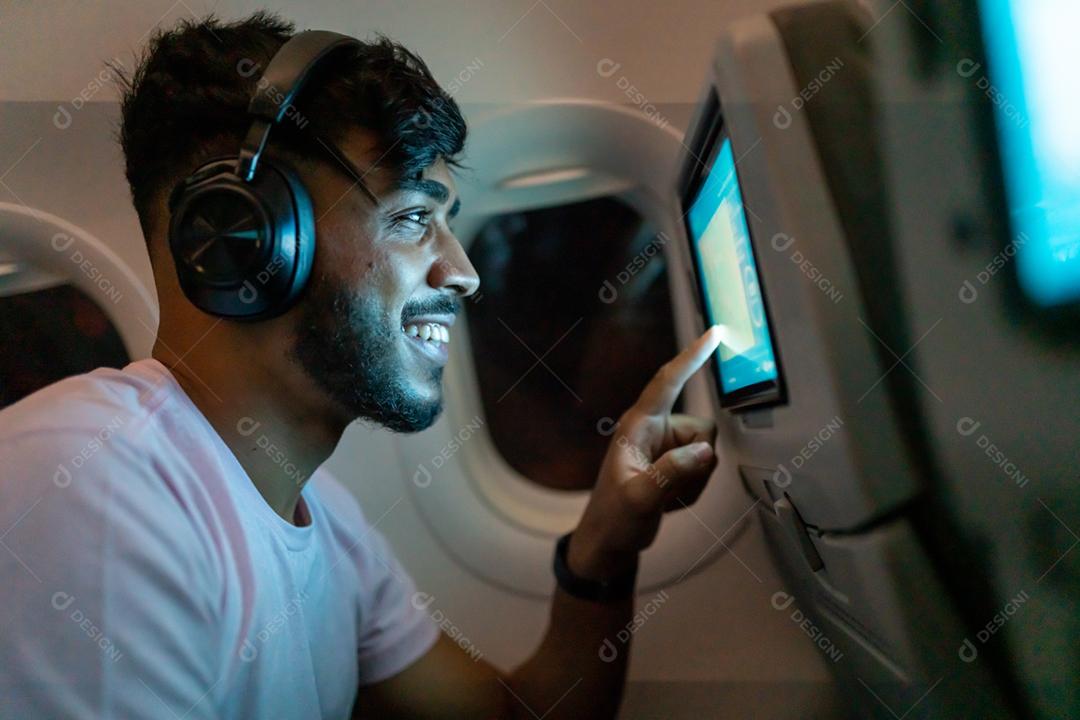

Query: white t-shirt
[[0, 358, 439, 719]]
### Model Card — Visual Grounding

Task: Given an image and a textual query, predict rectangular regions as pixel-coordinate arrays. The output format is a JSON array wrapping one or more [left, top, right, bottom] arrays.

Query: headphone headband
[[237, 30, 360, 181]]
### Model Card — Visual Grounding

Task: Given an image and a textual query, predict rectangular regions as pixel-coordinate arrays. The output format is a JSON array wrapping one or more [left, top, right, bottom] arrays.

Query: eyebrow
[[310, 132, 461, 218], [397, 176, 462, 219]]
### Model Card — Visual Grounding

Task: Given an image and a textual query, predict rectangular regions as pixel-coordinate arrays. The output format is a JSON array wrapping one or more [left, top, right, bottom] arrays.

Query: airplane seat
[[677, 1, 1017, 717], [770, 1, 911, 371], [769, 0, 933, 463], [0, 203, 157, 408], [869, 0, 1080, 717]]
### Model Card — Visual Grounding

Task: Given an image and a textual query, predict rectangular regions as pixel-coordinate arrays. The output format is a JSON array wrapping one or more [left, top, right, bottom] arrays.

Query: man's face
[[287, 130, 479, 433]]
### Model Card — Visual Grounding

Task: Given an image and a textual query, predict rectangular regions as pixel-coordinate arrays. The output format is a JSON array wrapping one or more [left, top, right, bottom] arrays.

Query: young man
[[0, 12, 721, 719]]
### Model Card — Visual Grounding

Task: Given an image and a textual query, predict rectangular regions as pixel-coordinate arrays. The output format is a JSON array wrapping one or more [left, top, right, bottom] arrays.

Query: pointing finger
[[634, 325, 723, 416]]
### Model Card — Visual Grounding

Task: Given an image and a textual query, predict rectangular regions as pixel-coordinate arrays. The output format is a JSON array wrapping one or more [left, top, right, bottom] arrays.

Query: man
[[0, 11, 721, 719]]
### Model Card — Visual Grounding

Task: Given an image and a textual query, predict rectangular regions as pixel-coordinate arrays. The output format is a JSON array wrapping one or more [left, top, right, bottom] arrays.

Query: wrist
[[554, 532, 638, 603], [566, 525, 638, 583]]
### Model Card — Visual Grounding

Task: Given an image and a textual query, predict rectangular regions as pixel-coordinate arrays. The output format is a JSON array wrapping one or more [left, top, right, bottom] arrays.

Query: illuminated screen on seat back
[[686, 132, 781, 407], [978, 0, 1080, 307]]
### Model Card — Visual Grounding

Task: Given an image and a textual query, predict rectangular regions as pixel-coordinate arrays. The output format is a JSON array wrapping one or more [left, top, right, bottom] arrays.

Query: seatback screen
[[685, 130, 783, 409]]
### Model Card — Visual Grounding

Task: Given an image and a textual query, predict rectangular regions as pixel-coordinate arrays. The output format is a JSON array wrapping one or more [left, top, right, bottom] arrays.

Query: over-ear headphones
[[167, 30, 361, 320]]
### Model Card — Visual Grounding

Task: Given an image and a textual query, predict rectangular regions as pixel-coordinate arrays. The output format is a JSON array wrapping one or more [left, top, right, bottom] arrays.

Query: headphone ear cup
[[167, 158, 315, 320], [258, 158, 316, 314]]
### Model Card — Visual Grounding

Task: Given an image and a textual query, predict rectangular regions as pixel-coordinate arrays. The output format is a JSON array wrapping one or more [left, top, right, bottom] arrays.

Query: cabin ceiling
[[0, 0, 794, 104]]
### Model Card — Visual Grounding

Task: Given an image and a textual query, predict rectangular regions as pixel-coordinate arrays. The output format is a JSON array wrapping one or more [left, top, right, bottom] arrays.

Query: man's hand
[[568, 325, 723, 581]]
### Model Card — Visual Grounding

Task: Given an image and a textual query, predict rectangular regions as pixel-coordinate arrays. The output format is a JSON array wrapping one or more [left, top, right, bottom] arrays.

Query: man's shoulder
[[0, 361, 202, 514], [0, 365, 222, 591], [0, 361, 172, 445]]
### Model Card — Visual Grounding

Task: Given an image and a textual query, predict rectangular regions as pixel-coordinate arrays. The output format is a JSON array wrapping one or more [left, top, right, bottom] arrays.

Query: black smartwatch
[[553, 532, 638, 603]]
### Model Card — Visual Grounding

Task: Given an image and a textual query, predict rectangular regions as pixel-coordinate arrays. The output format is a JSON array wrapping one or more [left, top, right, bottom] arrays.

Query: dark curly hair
[[115, 10, 467, 242]]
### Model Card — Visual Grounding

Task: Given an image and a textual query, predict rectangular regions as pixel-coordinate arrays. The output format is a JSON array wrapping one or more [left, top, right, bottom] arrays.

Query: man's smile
[[401, 314, 455, 366]]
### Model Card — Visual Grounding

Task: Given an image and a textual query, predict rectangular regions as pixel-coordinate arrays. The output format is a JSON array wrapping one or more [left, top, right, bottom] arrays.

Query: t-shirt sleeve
[[0, 432, 224, 719], [313, 475, 440, 686], [352, 521, 441, 685]]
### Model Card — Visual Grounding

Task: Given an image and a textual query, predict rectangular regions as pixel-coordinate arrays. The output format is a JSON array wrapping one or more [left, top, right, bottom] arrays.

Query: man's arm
[[356, 582, 632, 719], [356, 327, 723, 719]]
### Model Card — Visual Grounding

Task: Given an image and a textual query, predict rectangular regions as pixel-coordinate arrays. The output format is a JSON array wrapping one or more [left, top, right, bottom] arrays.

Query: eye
[[394, 209, 431, 229]]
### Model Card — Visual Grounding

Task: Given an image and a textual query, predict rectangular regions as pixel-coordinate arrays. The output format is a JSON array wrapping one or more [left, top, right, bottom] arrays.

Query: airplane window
[[466, 196, 680, 491], [0, 284, 129, 409]]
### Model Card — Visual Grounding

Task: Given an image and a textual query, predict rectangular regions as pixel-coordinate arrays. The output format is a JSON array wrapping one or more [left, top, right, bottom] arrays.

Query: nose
[[429, 231, 481, 298]]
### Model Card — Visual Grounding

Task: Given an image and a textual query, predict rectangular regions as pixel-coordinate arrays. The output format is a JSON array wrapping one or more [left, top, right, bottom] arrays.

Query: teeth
[[402, 322, 450, 344]]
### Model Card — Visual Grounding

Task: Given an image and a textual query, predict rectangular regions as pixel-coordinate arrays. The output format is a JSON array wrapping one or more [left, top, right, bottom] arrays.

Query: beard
[[289, 271, 445, 433]]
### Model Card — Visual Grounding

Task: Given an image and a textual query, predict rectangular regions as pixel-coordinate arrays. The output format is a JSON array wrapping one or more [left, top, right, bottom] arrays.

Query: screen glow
[[978, 0, 1080, 306], [687, 136, 779, 396]]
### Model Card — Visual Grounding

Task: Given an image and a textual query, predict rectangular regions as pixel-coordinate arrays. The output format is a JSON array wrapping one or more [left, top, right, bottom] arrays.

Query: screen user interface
[[686, 133, 779, 398]]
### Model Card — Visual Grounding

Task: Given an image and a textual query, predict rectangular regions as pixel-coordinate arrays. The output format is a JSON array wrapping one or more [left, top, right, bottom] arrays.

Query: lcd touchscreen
[[686, 133, 781, 407]]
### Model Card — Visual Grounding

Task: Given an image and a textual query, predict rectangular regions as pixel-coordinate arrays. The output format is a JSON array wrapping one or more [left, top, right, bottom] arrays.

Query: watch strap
[[552, 532, 637, 603]]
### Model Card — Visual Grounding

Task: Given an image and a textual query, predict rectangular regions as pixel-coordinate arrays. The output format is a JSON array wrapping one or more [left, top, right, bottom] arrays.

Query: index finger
[[634, 325, 724, 416]]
